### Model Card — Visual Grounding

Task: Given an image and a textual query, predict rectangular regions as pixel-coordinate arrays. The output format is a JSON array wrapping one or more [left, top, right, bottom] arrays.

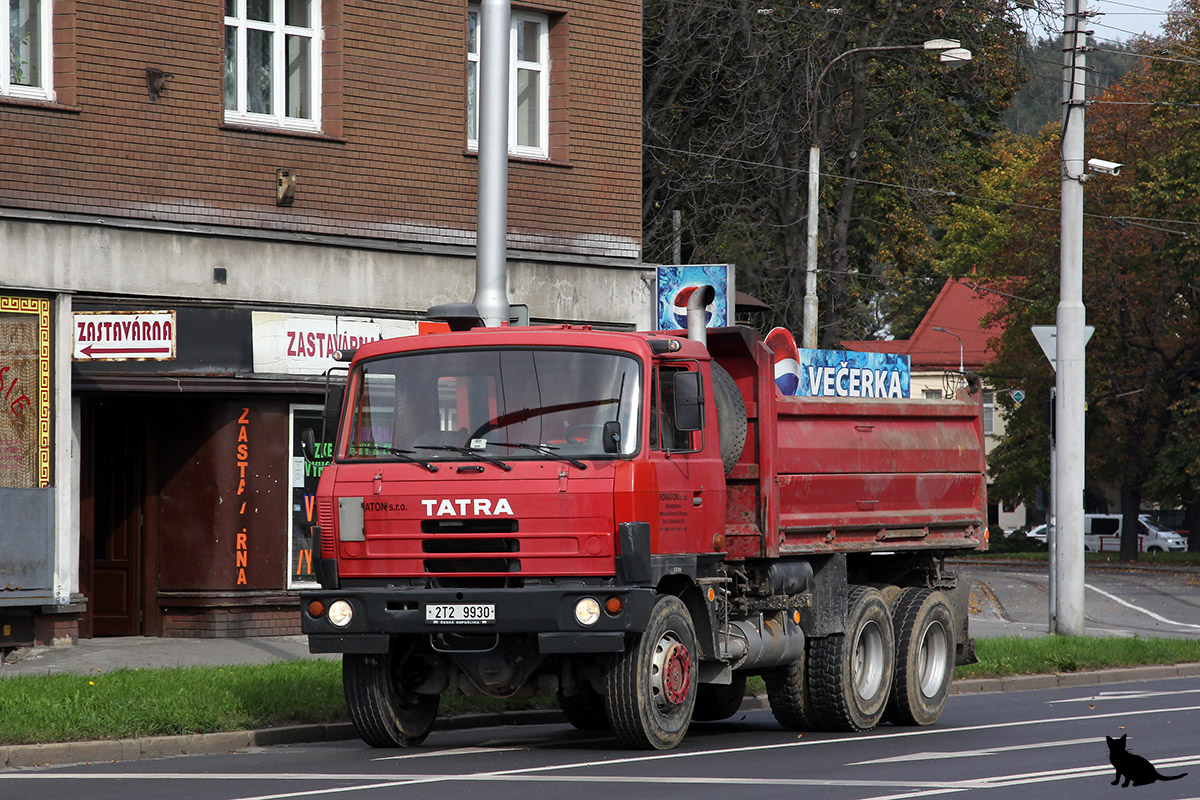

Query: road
[[961, 561, 1200, 638], [4, 676, 1200, 800]]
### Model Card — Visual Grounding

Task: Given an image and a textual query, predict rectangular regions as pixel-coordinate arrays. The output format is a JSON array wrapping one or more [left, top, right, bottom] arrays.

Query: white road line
[[1051, 688, 1200, 704], [1086, 582, 1200, 630], [847, 737, 1096, 765], [8, 701, 1200, 800]]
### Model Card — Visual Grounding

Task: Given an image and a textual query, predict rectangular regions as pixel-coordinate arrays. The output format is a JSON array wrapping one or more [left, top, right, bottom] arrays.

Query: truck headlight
[[574, 597, 601, 626], [328, 599, 354, 627]]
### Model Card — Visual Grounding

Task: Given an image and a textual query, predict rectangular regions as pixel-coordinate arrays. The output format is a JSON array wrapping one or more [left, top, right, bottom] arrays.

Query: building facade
[[1, 0, 648, 643]]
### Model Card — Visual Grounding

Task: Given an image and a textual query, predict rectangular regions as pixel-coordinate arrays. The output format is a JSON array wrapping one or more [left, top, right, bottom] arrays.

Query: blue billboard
[[766, 327, 910, 398], [655, 265, 733, 330]]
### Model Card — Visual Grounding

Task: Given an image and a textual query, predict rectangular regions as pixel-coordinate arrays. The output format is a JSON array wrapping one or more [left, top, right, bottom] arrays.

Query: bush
[[987, 529, 1048, 553]]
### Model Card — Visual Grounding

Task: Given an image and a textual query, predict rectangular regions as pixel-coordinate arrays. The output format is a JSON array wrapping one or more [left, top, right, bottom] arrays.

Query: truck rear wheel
[[885, 588, 955, 726], [693, 673, 747, 722], [763, 652, 813, 730], [343, 648, 440, 747], [808, 586, 895, 731], [557, 684, 610, 730], [605, 594, 697, 749]]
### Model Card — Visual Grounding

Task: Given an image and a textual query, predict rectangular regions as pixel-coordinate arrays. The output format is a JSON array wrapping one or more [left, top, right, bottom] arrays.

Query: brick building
[[0, 0, 648, 643]]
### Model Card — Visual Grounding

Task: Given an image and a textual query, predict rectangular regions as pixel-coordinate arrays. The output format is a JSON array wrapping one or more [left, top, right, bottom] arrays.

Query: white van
[[1083, 514, 1188, 553]]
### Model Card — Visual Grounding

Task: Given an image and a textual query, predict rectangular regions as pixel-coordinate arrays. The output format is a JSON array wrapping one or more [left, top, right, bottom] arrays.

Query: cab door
[[648, 362, 724, 554]]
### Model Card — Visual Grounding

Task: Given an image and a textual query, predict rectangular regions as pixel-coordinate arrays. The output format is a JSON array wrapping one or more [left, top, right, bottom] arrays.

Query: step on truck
[[300, 300, 988, 750]]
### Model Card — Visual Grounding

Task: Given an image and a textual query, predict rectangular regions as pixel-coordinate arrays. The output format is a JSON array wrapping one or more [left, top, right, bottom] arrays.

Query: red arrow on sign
[[79, 344, 172, 358]]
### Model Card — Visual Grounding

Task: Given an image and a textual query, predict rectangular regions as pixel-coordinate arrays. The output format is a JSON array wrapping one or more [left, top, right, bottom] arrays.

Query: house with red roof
[[844, 278, 1023, 532]]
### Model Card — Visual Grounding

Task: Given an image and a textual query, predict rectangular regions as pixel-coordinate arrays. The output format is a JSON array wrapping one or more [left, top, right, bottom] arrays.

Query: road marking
[[1051, 688, 1200, 704], [1086, 582, 1200, 630], [846, 736, 1096, 765], [9, 702, 1200, 800]]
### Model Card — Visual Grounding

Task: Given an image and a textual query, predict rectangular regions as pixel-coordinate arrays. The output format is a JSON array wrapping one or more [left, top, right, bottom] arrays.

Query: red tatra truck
[[300, 304, 987, 751]]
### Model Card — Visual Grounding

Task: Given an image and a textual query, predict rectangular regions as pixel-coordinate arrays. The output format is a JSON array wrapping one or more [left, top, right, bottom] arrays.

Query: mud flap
[[943, 573, 978, 666]]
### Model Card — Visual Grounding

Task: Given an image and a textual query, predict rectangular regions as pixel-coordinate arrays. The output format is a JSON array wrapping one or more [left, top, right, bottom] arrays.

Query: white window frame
[[224, 0, 322, 132], [3, 0, 54, 101], [467, 6, 551, 160], [982, 390, 995, 436]]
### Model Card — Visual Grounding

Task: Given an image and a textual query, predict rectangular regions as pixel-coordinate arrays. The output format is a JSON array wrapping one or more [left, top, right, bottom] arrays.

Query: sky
[[1031, 0, 1174, 41], [1090, 0, 1174, 40]]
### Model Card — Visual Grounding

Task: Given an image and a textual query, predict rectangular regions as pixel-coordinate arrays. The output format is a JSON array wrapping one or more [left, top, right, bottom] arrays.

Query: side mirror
[[602, 420, 622, 454], [323, 383, 345, 442], [673, 371, 703, 432], [300, 427, 318, 462]]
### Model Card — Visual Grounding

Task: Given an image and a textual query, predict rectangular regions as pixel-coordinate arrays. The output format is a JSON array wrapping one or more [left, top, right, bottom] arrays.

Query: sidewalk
[[0, 634, 337, 678]]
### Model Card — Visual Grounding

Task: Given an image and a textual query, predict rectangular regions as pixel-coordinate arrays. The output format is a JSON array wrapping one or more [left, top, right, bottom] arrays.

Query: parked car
[[1084, 514, 1187, 553], [1020, 517, 1186, 553]]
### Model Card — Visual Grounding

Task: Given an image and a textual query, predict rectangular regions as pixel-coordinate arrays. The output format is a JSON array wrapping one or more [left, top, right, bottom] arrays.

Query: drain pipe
[[686, 285, 716, 346], [474, 0, 511, 327]]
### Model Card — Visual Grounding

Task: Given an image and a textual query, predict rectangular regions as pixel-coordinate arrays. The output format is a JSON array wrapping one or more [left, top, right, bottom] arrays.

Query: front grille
[[423, 537, 521, 574], [421, 519, 519, 534]]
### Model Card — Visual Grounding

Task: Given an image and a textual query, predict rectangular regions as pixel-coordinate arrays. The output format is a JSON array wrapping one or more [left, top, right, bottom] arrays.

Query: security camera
[[1087, 158, 1123, 176]]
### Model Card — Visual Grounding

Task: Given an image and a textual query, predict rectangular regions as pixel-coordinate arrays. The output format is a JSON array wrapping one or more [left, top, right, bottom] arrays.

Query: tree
[[642, 0, 1026, 343], [935, 0, 1200, 560]]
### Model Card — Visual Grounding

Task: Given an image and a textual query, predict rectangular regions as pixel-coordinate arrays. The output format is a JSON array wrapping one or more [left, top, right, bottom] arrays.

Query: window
[[652, 366, 698, 452], [923, 389, 942, 400], [225, 0, 321, 131], [982, 390, 995, 435], [467, 7, 550, 159], [4, 0, 53, 100]]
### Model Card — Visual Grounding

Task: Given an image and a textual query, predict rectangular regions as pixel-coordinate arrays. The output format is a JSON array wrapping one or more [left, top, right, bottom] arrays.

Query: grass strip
[[4, 636, 1200, 745], [957, 636, 1200, 679]]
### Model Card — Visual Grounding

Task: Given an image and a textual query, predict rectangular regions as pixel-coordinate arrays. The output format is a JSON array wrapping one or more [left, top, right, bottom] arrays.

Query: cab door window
[[652, 365, 700, 452]]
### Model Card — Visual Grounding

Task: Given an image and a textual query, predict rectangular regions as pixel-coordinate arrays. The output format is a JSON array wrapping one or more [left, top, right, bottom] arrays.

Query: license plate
[[425, 603, 496, 624]]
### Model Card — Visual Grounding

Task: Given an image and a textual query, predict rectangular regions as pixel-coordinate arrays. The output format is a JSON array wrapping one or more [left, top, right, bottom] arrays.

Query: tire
[[885, 588, 955, 726], [343, 648, 440, 747], [605, 595, 698, 749], [763, 651, 813, 730], [693, 673, 748, 722], [807, 586, 895, 731], [557, 684, 610, 731], [711, 363, 747, 475]]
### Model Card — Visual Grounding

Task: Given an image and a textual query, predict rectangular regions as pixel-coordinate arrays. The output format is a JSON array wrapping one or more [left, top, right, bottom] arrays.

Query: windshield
[[340, 347, 641, 462]]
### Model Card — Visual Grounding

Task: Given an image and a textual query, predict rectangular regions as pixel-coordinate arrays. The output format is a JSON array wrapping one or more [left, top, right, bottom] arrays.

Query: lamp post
[[933, 326, 964, 374], [803, 40, 971, 350]]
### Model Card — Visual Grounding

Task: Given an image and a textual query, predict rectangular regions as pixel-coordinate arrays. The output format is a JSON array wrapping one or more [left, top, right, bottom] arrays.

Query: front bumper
[[301, 584, 657, 654]]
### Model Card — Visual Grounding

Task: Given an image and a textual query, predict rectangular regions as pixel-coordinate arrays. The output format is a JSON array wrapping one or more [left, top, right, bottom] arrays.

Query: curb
[[5, 664, 1200, 769]]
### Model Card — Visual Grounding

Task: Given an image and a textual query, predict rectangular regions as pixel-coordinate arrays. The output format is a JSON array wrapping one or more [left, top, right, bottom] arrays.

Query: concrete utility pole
[[474, 0, 512, 327], [1056, 0, 1088, 636]]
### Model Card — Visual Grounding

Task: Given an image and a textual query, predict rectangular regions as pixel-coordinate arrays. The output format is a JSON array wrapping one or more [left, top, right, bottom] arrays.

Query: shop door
[[88, 407, 146, 637]]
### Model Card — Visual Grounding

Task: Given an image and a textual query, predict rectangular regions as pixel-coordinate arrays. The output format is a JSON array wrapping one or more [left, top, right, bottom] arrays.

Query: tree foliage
[[643, 0, 1026, 344], [935, 0, 1200, 557]]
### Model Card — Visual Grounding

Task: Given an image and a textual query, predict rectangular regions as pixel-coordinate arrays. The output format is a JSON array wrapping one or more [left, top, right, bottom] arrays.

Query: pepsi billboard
[[766, 327, 910, 399], [655, 265, 733, 330]]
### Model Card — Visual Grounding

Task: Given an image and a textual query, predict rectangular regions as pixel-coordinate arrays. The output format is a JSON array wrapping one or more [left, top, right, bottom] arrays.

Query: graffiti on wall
[[0, 296, 50, 488]]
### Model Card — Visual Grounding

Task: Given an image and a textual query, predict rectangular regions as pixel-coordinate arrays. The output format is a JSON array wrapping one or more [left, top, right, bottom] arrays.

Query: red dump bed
[[709, 329, 988, 561]]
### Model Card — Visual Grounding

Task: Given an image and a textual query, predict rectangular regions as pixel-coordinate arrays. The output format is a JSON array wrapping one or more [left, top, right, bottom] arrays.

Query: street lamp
[[802, 40, 971, 350], [932, 326, 964, 374]]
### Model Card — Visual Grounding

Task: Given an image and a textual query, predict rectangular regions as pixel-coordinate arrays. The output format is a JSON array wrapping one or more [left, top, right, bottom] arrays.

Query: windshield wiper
[[347, 444, 438, 472], [489, 441, 587, 470], [413, 444, 512, 471]]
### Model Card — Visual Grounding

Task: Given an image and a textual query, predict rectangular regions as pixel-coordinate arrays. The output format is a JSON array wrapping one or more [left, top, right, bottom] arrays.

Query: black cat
[[1107, 734, 1188, 787]]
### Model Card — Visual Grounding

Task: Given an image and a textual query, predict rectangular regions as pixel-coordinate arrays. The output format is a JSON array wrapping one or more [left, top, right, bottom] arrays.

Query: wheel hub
[[651, 636, 692, 709]]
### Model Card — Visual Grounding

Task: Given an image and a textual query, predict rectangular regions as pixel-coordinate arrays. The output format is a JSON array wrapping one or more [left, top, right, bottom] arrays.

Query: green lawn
[[3, 636, 1200, 745]]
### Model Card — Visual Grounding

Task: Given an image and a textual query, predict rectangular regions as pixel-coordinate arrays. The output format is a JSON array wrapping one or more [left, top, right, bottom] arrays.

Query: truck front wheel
[[343, 647, 440, 747], [808, 586, 895, 731], [885, 588, 955, 726], [605, 594, 698, 749]]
